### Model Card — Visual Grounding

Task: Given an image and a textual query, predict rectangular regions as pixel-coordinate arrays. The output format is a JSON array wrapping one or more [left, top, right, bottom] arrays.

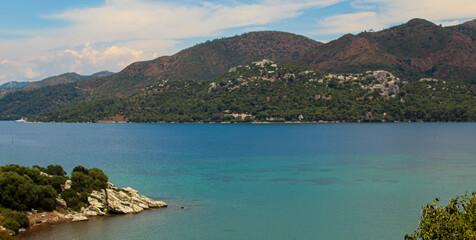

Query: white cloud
[[0, 59, 42, 82], [61, 42, 147, 70], [0, 0, 342, 83], [435, 20, 461, 27], [314, 0, 476, 35], [317, 11, 384, 34], [1, 0, 474, 84]]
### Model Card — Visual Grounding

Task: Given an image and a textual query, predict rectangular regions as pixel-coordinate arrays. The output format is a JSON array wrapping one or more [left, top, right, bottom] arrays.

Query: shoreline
[[9, 120, 475, 124], [8, 183, 167, 238]]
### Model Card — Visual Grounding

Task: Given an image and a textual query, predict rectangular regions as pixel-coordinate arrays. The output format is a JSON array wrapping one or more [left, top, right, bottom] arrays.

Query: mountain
[[0, 83, 87, 120], [448, 19, 476, 40], [24, 71, 115, 90], [1, 18, 476, 121], [0, 32, 321, 120], [33, 60, 476, 123], [300, 18, 476, 84], [0, 81, 30, 90], [76, 31, 322, 98]]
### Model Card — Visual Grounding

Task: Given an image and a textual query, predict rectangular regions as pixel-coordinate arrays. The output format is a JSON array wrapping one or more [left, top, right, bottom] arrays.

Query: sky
[[0, 0, 475, 84]]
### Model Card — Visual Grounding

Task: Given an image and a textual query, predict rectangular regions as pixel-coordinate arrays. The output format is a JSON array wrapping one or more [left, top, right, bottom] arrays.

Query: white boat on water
[[15, 117, 27, 122]]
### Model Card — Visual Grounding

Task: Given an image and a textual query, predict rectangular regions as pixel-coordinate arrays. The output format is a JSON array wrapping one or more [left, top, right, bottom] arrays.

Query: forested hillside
[[33, 60, 476, 123]]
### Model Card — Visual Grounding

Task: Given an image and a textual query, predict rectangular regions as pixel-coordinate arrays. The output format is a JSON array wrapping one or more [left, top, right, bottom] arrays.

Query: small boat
[[15, 117, 27, 123]]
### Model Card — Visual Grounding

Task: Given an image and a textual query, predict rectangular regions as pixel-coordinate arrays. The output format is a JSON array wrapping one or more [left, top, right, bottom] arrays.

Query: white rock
[[122, 187, 139, 195]]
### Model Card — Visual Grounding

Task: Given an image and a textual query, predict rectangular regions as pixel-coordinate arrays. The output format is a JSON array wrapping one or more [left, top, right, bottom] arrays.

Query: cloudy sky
[[0, 0, 475, 84]]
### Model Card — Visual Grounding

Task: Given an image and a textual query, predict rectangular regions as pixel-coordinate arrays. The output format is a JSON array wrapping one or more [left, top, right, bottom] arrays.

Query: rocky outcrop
[[81, 183, 167, 217], [61, 179, 72, 191], [28, 182, 166, 228]]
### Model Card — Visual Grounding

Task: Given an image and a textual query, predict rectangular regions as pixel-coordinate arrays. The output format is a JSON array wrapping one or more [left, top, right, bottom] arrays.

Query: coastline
[[13, 119, 474, 124], [11, 183, 167, 238]]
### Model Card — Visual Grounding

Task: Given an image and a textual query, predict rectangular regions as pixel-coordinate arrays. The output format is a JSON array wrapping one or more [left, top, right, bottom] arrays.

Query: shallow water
[[1, 122, 475, 239]]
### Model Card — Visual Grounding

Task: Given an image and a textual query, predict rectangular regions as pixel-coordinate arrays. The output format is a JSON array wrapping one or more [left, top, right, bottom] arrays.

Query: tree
[[46, 165, 67, 176], [406, 193, 476, 239]]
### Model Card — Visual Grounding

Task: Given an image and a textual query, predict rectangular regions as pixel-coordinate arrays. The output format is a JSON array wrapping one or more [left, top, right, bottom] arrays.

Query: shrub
[[0, 209, 29, 229], [71, 167, 108, 193], [406, 193, 476, 239], [60, 188, 88, 212], [71, 172, 93, 193], [72, 166, 89, 175], [49, 175, 67, 193], [1, 219, 19, 234], [0, 171, 57, 211], [46, 165, 67, 177], [0, 231, 14, 240]]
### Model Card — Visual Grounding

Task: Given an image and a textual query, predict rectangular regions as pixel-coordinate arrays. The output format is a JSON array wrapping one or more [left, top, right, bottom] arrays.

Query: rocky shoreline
[[19, 182, 167, 235]]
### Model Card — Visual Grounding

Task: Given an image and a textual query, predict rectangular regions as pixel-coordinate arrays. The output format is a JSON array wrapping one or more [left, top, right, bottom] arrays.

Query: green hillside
[[33, 60, 476, 123], [0, 83, 88, 120]]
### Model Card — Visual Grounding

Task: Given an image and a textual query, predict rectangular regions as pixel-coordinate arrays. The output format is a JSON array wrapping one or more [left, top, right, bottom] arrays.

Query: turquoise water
[[1, 122, 475, 239]]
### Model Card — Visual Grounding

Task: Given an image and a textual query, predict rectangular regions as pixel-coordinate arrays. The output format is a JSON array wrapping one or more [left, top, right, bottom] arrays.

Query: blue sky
[[0, 0, 475, 84]]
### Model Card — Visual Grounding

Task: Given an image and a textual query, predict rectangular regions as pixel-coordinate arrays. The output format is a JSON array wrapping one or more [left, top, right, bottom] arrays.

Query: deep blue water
[[1, 122, 475, 239]]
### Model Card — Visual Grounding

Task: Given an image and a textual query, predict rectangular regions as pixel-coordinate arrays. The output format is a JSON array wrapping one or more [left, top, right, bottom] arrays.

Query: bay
[[1, 122, 475, 239]]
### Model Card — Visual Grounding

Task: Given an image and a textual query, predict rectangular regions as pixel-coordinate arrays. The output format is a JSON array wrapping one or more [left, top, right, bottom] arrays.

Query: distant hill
[[24, 71, 114, 90], [448, 19, 476, 40], [300, 19, 476, 84], [0, 81, 30, 90], [33, 60, 476, 123], [0, 83, 87, 120], [1, 18, 476, 121], [77, 31, 322, 98]]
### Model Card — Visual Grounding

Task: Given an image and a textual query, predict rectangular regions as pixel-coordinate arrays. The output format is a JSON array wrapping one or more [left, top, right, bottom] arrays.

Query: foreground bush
[[0, 231, 15, 240], [0, 209, 29, 234], [62, 165, 108, 211], [406, 193, 476, 239], [0, 164, 109, 233], [0, 171, 56, 211]]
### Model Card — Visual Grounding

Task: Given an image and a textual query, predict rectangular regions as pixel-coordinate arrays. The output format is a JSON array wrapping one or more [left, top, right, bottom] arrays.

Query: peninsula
[[0, 164, 166, 238]]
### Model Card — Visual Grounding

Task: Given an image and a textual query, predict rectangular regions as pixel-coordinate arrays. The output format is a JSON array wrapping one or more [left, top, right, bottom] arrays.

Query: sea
[[1, 122, 475, 240]]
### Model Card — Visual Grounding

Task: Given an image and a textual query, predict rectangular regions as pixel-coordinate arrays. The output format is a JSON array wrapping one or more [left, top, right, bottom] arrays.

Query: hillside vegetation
[[0, 83, 88, 120], [0, 18, 475, 121], [406, 193, 476, 239], [33, 60, 476, 123], [0, 164, 108, 234], [301, 19, 476, 84]]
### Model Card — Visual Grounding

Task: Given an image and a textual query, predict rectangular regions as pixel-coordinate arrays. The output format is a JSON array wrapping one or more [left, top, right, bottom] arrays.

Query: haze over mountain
[[0, 81, 30, 90], [24, 71, 115, 90], [0, 18, 475, 121]]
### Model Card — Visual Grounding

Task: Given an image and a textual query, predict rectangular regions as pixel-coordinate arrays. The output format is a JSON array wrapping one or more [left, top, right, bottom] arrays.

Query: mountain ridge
[[0, 18, 475, 121], [24, 71, 115, 90], [300, 18, 476, 83], [77, 31, 322, 98]]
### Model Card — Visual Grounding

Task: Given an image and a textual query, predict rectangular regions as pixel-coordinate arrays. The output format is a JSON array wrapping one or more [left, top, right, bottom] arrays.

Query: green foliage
[[62, 166, 108, 211], [0, 209, 29, 230], [45, 165, 67, 177], [406, 193, 476, 239], [0, 170, 56, 211], [60, 188, 88, 212], [49, 175, 67, 193], [72, 165, 89, 175], [0, 83, 88, 120], [34, 63, 476, 123], [0, 231, 15, 240], [1, 219, 19, 234], [0, 164, 110, 233], [71, 166, 108, 192]]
